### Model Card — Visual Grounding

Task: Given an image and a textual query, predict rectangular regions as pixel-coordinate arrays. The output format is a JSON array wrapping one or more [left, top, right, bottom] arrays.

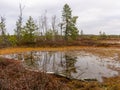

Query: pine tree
[[62, 4, 79, 41], [0, 17, 6, 36], [0, 17, 9, 46], [14, 16, 22, 42], [22, 16, 38, 44]]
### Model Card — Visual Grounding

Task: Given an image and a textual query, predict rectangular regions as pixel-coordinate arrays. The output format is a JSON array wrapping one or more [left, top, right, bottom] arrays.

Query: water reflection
[[61, 54, 77, 78], [1, 51, 120, 82]]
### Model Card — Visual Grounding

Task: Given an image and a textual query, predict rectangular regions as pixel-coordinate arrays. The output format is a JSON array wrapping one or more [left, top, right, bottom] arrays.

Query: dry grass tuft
[[1, 46, 119, 55]]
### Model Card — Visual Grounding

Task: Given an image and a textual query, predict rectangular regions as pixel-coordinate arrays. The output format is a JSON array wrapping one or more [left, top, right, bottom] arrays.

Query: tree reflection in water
[[62, 54, 77, 79], [22, 51, 78, 79], [23, 51, 39, 69], [1, 50, 119, 82]]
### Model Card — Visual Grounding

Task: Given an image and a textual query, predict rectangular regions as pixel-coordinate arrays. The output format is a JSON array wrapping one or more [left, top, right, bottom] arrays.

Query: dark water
[[1, 51, 120, 82]]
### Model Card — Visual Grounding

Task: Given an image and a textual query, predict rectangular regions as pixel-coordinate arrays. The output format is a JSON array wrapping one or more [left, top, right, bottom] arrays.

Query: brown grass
[[0, 58, 70, 90], [0, 46, 88, 55], [1, 58, 120, 90], [1, 47, 120, 90], [0, 46, 120, 55]]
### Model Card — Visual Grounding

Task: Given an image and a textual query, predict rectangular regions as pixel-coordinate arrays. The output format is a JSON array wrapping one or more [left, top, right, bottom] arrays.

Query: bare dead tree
[[51, 15, 56, 32], [44, 10, 48, 34], [38, 16, 45, 36], [51, 15, 57, 41], [38, 16, 43, 36], [58, 22, 64, 40], [15, 3, 25, 43], [38, 11, 48, 40]]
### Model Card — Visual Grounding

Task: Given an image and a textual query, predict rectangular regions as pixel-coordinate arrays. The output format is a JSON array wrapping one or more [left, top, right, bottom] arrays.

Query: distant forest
[[0, 4, 120, 48]]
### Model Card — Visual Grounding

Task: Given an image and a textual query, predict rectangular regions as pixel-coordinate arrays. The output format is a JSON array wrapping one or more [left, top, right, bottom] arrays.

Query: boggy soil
[[0, 58, 70, 90]]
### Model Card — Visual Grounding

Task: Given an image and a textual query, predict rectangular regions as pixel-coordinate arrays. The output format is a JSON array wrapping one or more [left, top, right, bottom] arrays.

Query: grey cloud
[[0, 0, 120, 35]]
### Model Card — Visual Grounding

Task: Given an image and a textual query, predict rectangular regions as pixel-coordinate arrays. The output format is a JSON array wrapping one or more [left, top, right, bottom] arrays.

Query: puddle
[[1, 51, 120, 82]]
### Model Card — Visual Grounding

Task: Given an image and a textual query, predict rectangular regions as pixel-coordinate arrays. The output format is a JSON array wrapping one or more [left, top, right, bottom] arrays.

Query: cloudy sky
[[0, 0, 120, 35]]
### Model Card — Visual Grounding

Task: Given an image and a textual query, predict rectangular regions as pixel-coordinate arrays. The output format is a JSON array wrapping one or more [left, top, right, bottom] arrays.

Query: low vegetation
[[0, 3, 120, 90], [1, 58, 120, 90], [0, 58, 70, 90]]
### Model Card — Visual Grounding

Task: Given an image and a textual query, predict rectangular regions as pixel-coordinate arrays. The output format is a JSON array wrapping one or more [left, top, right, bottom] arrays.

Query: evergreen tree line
[[0, 4, 79, 47], [0, 4, 119, 47]]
